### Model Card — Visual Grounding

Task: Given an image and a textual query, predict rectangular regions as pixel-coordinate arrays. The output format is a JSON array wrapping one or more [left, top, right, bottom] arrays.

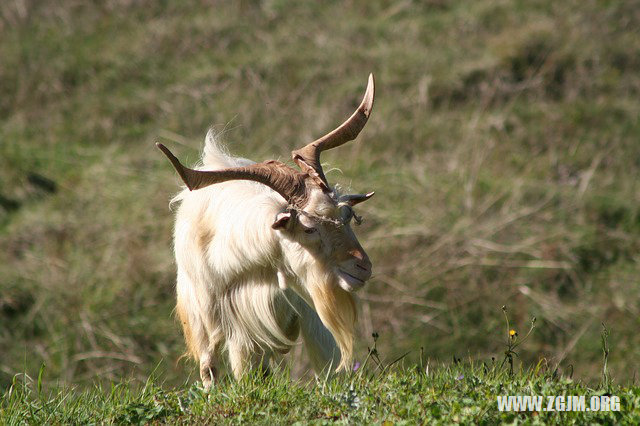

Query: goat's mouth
[[336, 269, 367, 292]]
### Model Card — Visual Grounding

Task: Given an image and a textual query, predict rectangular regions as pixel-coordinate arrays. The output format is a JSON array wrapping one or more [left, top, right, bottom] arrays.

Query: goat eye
[[304, 228, 317, 234]]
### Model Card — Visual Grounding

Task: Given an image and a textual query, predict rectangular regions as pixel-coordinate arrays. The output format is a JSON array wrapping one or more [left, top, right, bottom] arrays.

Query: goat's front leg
[[199, 352, 217, 389], [199, 330, 224, 389]]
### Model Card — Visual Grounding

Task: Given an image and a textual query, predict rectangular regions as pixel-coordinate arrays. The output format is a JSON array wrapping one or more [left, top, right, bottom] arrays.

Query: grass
[[2, 356, 639, 424], [1, 0, 639, 418], [3, 319, 639, 422]]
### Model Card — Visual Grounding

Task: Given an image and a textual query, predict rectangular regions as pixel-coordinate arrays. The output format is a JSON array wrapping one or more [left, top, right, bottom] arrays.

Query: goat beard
[[305, 262, 357, 371]]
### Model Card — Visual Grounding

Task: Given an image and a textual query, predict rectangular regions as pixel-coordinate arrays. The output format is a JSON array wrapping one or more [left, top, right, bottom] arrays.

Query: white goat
[[158, 75, 375, 387]]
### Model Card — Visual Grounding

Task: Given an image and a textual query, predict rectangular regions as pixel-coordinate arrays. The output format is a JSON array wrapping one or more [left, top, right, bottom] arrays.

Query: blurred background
[[1, 0, 639, 388]]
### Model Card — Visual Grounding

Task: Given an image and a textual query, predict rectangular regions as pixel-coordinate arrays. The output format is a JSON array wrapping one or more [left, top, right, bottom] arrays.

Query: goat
[[157, 74, 375, 387]]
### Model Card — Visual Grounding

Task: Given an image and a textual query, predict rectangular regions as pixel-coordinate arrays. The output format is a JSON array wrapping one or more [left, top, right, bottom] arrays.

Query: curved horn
[[157, 143, 310, 206], [292, 73, 375, 188]]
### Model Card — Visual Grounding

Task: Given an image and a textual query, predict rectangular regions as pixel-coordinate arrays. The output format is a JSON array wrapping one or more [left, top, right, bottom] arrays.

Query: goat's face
[[272, 188, 372, 292]]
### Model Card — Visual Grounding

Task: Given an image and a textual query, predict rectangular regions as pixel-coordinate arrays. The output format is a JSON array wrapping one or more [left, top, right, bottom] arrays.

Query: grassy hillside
[[1, 0, 639, 396]]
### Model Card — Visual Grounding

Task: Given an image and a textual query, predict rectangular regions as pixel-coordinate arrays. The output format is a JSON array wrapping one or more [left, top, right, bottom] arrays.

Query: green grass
[[1, 0, 640, 417], [3, 361, 639, 424]]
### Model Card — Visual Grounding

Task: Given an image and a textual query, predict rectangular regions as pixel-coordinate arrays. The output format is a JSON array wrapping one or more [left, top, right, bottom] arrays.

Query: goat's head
[[157, 74, 375, 292]]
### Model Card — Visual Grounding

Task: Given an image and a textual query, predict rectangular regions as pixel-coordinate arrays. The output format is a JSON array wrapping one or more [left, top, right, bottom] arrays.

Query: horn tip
[[156, 142, 172, 157], [363, 74, 375, 115]]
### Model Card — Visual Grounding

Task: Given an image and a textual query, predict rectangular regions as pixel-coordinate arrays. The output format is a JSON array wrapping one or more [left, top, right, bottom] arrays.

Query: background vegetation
[[1, 0, 639, 404]]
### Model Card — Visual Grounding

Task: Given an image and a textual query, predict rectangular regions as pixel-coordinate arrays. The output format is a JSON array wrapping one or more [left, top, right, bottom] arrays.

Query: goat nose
[[356, 262, 369, 272], [356, 259, 373, 280], [353, 253, 372, 274], [348, 248, 366, 262]]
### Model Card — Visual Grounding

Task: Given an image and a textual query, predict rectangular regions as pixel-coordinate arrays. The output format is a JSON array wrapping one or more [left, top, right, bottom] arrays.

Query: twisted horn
[[157, 143, 310, 206], [291, 73, 375, 188]]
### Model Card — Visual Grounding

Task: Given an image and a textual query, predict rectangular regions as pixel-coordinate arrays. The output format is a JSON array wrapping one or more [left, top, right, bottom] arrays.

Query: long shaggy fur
[[171, 131, 352, 381]]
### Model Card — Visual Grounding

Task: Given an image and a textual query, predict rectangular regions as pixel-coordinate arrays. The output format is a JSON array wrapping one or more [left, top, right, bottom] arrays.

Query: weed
[[500, 306, 536, 376], [601, 323, 611, 391]]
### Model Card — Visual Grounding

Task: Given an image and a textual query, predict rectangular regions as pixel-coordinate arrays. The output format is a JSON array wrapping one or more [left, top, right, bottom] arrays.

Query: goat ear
[[272, 211, 294, 230]]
